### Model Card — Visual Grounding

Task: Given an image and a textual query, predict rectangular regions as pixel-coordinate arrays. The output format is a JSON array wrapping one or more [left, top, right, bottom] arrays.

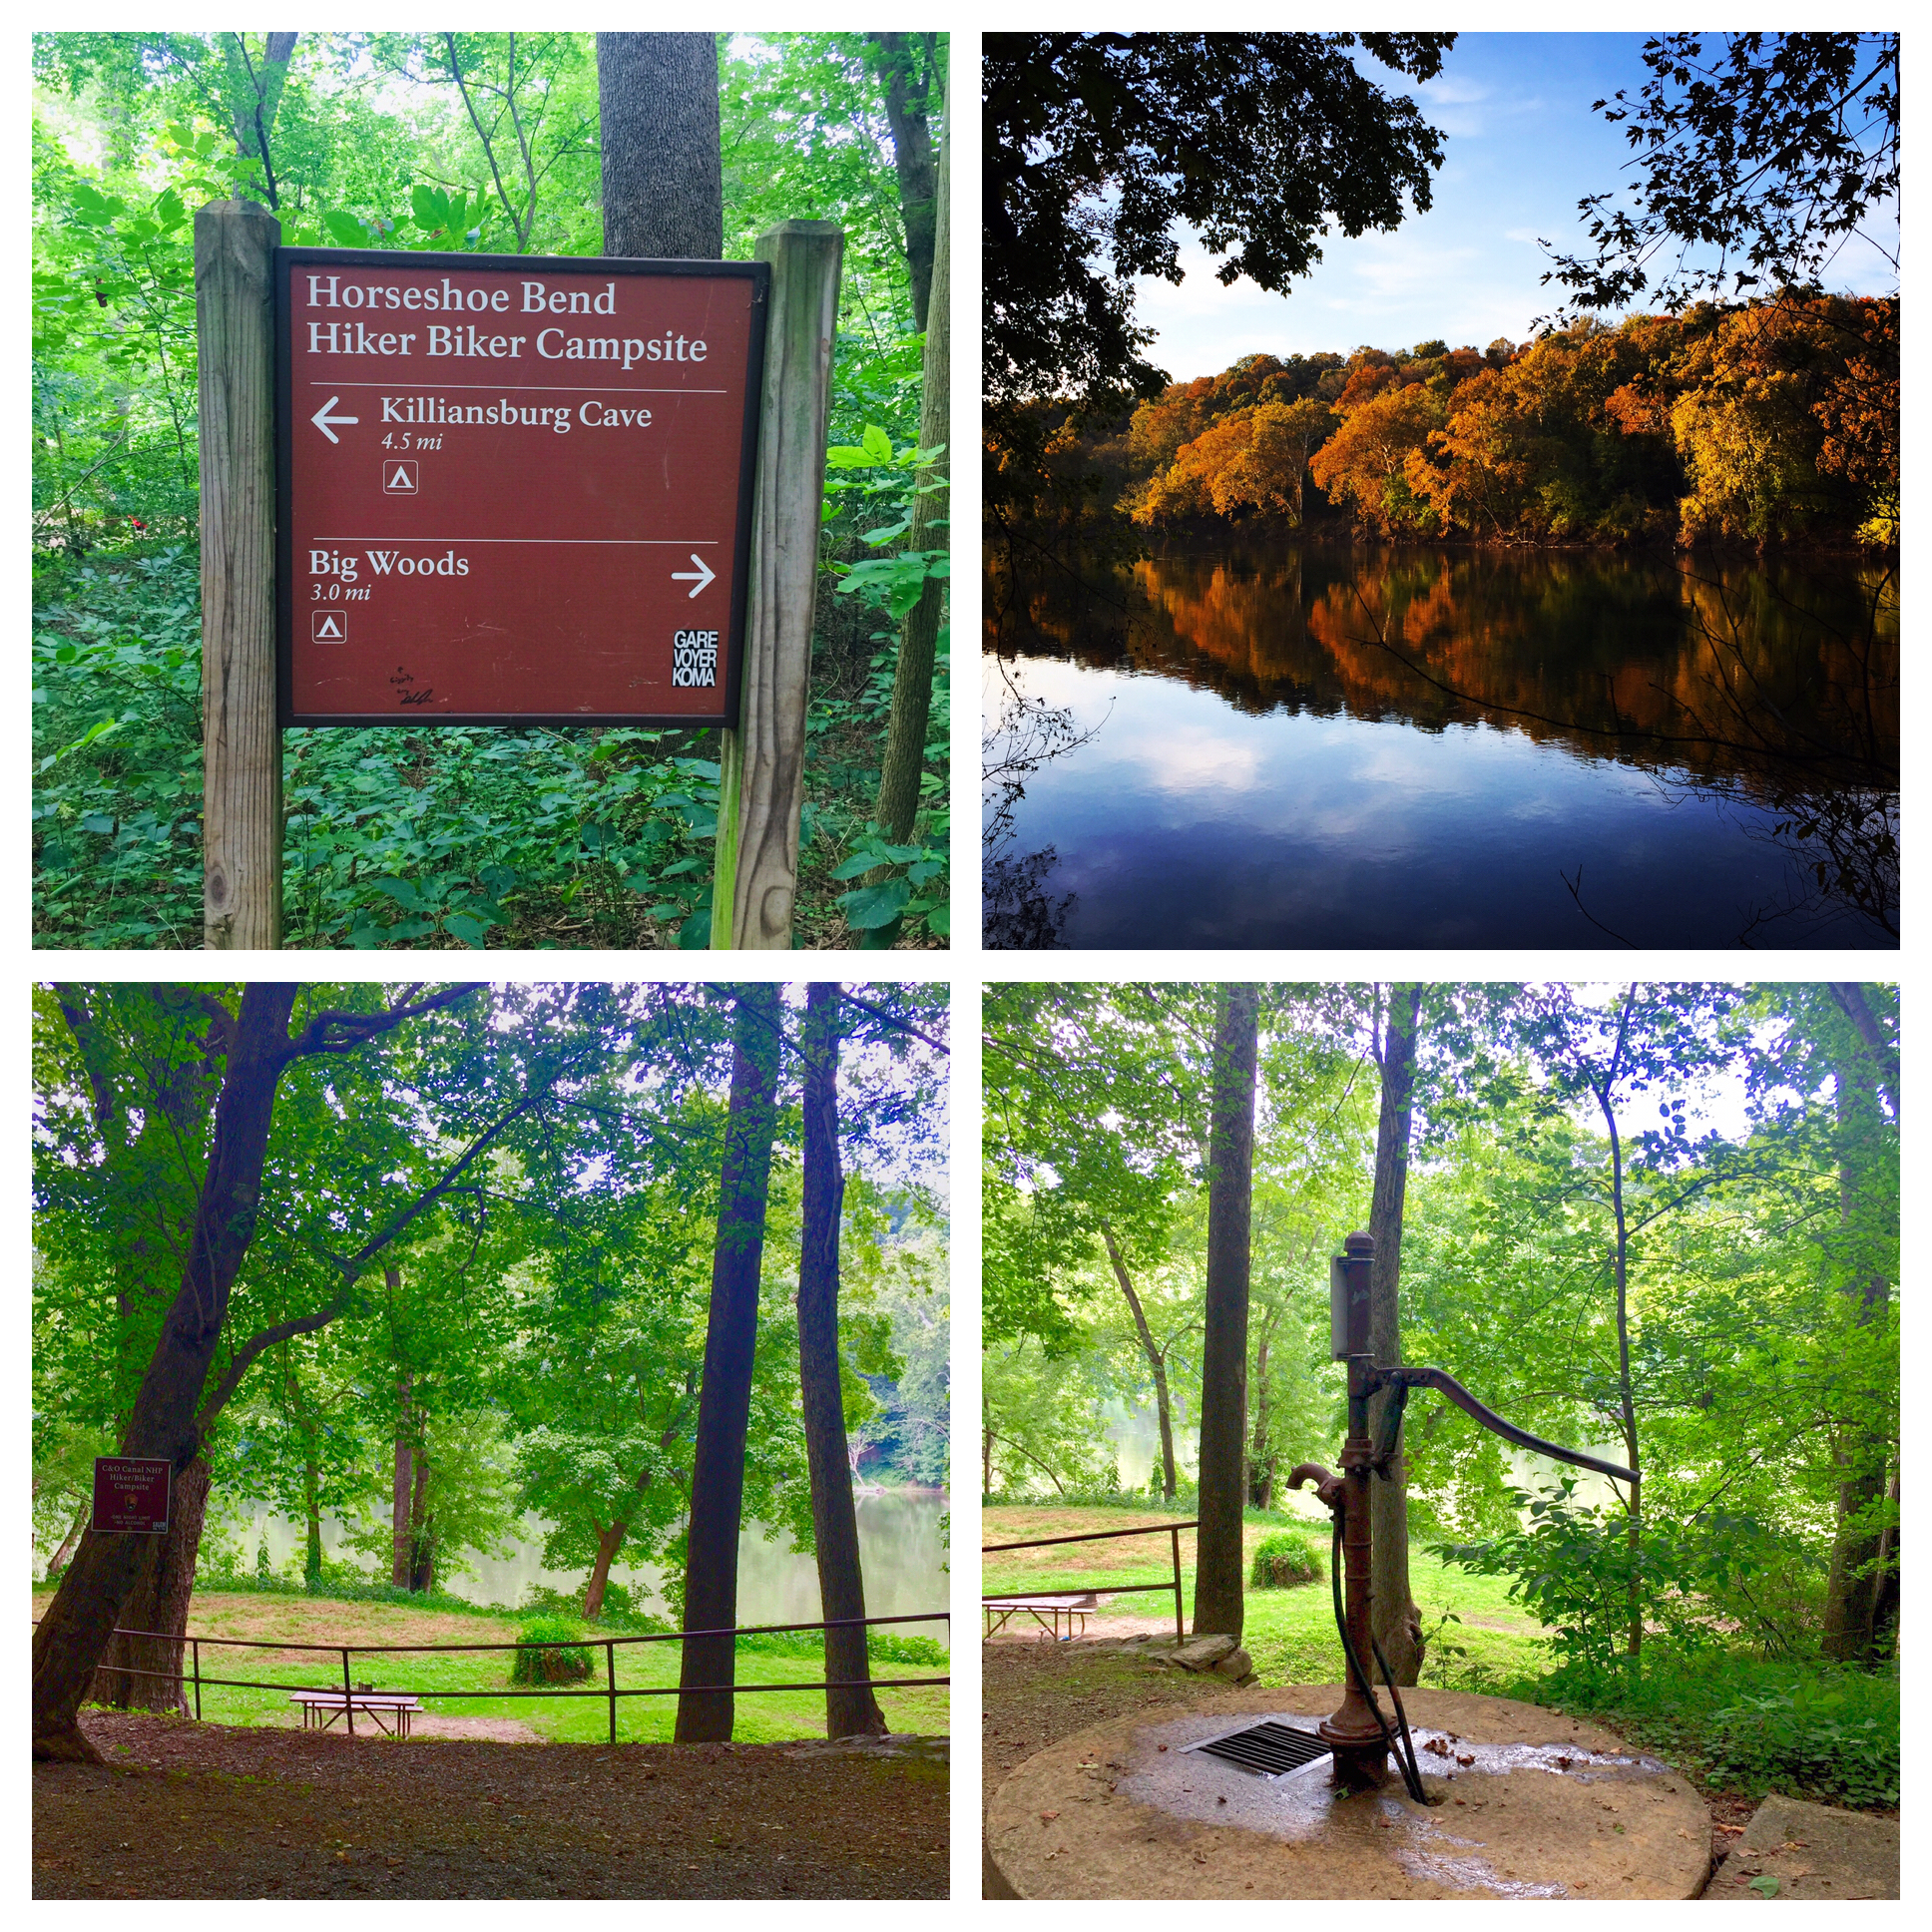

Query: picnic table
[[982, 1593, 1103, 1641], [287, 1690, 422, 1738]]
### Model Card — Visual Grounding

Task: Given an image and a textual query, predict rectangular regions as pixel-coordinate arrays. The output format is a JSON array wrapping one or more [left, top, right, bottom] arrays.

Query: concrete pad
[[986, 1685, 1709, 1899], [1707, 1792, 1898, 1900]]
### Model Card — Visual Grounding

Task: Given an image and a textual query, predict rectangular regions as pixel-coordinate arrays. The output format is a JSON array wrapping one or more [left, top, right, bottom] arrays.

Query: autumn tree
[[1308, 384, 1445, 534]]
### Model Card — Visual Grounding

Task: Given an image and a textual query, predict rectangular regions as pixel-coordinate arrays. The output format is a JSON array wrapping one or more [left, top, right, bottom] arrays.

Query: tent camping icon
[[383, 461, 419, 494], [312, 610, 348, 643]]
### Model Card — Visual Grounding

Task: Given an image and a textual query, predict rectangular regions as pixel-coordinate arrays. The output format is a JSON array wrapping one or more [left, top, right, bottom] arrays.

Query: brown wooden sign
[[275, 247, 768, 725], [91, 1456, 173, 1535]]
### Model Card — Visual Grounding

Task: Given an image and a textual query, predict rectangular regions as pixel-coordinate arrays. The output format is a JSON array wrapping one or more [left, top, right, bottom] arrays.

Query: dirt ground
[[35, 1710, 948, 1898], [981, 1635, 1759, 1897]]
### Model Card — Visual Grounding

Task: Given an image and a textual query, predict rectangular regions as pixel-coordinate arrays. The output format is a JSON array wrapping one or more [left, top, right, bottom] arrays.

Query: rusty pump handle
[[1377, 1364, 1638, 1487]]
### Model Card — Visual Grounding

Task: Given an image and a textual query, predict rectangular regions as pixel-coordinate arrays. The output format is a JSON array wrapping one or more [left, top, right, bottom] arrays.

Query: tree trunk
[[1194, 984, 1257, 1640], [797, 984, 888, 1738], [34, 984, 298, 1761], [93, 1455, 212, 1714], [1248, 1317, 1275, 1510], [1368, 982, 1425, 1684], [1821, 983, 1895, 1663], [302, 1451, 322, 1591], [46, 1497, 90, 1583], [677, 984, 781, 1743], [408, 1450, 434, 1594], [584, 1522, 627, 1620], [391, 1349, 413, 1589], [860, 125, 950, 947], [597, 33, 724, 258], [866, 33, 938, 328], [983, 1422, 993, 1496], [1592, 990, 1644, 1665], [1099, 1221, 1178, 1501]]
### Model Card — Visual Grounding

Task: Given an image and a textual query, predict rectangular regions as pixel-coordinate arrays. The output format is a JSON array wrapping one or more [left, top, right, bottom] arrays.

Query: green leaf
[[1747, 1876, 1779, 1898], [323, 211, 368, 246], [860, 423, 893, 464], [840, 878, 911, 929], [442, 912, 490, 946]]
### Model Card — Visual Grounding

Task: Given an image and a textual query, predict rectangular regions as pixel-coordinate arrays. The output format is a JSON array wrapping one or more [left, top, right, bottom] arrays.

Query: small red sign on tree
[[91, 1457, 172, 1535]]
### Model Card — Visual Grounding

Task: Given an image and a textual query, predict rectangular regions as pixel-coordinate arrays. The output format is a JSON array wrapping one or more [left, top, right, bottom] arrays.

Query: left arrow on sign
[[310, 396, 359, 443]]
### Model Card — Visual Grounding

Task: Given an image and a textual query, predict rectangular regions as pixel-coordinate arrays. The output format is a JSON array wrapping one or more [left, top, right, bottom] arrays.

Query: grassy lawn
[[981, 1501, 1547, 1688], [32, 1587, 949, 1744]]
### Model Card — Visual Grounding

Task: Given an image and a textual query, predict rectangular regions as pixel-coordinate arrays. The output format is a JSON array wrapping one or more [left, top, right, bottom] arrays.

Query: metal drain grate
[[1188, 1719, 1333, 1778]]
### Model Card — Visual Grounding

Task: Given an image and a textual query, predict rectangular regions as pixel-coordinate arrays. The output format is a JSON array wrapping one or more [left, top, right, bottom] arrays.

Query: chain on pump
[[1288, 1230, 1639, 1800]]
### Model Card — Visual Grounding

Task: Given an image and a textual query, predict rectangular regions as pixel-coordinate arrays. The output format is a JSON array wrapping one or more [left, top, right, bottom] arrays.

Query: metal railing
[[33, 1610, 950, 1744], [982, 1518, 1197, 1644]]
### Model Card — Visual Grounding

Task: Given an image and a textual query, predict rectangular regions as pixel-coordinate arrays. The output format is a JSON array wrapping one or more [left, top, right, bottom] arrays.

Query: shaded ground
[[36, 1710, 947, 1898]]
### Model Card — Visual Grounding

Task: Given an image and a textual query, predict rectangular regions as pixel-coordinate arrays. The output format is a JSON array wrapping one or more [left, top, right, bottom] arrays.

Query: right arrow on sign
[[672, 553, 716, 599]]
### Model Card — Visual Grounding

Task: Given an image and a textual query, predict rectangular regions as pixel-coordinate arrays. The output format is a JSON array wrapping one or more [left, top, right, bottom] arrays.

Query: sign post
[[194, 200, 839, 950], [714, 220, 843, 949], [198, 199, 283, 948], [91, 1457, 173, 1535]]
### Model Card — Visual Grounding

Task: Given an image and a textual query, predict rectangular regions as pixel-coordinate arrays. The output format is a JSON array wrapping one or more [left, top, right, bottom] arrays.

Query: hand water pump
[[1288, 1230, 1638, 1800]]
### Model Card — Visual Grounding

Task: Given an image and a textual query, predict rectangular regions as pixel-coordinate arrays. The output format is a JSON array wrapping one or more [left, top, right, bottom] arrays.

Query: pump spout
[[1387, 1365, 1638, 1486]]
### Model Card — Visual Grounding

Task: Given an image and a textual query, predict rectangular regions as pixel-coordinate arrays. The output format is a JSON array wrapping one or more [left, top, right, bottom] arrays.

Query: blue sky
[[1132, 33, 1900, 382]]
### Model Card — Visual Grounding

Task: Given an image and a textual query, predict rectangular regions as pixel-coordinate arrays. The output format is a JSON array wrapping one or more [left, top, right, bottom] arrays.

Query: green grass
[[981, 1501, 1547, 1688], [34, 1586, 949, 1745]]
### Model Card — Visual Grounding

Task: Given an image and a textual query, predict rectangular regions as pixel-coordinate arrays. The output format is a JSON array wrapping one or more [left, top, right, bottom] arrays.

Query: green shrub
[[1250, 1528, 1324, 1589], [510, 1614, 592, 1684]]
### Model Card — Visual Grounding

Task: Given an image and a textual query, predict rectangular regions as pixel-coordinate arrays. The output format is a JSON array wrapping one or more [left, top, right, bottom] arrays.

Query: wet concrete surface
[[987, 1685, 1710, 1899]]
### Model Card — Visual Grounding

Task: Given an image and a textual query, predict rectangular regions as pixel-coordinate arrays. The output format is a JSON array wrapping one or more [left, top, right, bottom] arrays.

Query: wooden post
[[196, 197, 283, 949], [342, 1646, 354, 1737], [606, 1640, 617, 1745], [711, 220, 843, 949]]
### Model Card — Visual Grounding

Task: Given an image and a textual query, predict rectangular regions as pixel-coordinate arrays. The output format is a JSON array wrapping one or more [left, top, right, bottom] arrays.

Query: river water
[[984, 541, 1898, 949], [229, 1489, 950, 1646]]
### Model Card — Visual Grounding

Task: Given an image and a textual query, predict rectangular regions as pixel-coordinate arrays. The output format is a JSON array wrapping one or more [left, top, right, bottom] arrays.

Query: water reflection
[[232, 1491, 950, 1643], [983, 541, 1897, 949]]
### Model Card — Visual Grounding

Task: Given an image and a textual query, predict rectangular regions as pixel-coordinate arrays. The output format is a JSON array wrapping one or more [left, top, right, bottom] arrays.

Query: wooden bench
[[288, 1690, 422, 1738], [983, 1593, 1102, 1641]]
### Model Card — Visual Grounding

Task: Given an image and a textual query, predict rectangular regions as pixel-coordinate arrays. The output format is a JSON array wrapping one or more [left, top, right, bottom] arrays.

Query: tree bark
[[33, 985, 298, 1760], [1588, 990, 1644, 1663], [1099, 1220, 1178, 1501], [1247, 1312, 1277, 1510], [1194, 984, 1257, 1640], [408, 1448, 435, 1594], [584, 1522, 627, 1620], [677, 985, 781, 1742], [597, 33, 724, 258], [46, 1498, 90, 1583], [1821, 983, 1895, 1663], [860, 127, 949, 947], [865, 33, 938, 328], [1368, 983, 1425, 1684], [391, 1346, 413, 1589], [302, 1451, 322, 1591], [93, 1455, 212, 1713], [797, 984, 888, 1738]]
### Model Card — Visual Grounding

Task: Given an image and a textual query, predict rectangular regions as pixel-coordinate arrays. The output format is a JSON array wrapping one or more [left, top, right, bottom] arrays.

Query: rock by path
[[1703, 1792, 1898, 1900]]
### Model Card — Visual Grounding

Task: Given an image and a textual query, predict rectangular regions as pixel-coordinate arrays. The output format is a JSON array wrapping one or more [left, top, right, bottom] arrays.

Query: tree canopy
[[983, 32, 1454, 468]]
